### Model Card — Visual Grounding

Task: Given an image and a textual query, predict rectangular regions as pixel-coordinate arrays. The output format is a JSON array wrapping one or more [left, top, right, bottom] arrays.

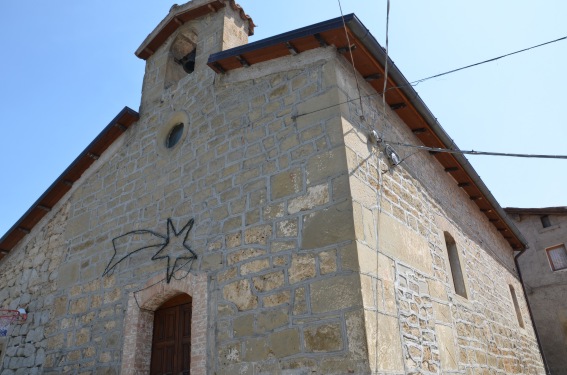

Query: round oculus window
[[166, 123, 184, 149]]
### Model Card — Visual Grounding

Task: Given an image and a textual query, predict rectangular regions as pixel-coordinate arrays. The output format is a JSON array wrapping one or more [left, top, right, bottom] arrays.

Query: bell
[[182, 60, 195, 74], [176, 49, 196, 74]]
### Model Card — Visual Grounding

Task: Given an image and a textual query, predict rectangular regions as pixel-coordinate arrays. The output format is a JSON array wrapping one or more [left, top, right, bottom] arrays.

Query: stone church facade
[[0, 1, 545, 374]]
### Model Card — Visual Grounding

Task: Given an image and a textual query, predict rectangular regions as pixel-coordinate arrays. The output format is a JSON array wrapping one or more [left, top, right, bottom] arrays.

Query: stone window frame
[[120, 272, 207, 375], [443, 232, 469, 299], [156, 111, 190, 156], [508, 284, 525, 329]]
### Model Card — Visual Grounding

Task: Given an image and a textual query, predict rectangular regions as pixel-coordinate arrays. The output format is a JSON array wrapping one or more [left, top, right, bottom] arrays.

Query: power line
[[383, 141, 567, 160], [292, 34, 567, 120], [410, 35, 567, 86], [337, 0, 365, 119]]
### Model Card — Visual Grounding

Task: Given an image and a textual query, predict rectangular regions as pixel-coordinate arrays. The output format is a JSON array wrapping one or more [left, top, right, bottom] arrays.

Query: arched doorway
[[150, 293, 192, 375], [120, 272, 207, 375]]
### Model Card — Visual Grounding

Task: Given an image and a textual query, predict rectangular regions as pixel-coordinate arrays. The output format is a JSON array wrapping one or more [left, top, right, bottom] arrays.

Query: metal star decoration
[[103, 218, 197, 283]]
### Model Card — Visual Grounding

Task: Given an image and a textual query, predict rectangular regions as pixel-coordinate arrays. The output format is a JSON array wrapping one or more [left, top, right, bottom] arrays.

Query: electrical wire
[[338, 0, 365, 120], [382, 0, 390, 110], [292, 34, 567, 120], [410, 35, 567, 86], [383, 140, 567, 160]]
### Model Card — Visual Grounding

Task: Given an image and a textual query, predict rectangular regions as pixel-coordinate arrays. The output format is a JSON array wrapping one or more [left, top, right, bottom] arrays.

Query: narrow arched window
[[444, 232, 467, 298], [150, 294, 192, 375], [509, 285, 524, 328]]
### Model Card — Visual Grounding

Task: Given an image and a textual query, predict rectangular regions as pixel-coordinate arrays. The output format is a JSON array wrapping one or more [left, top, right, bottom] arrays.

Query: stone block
[[378, 213, 433, 276], [295, 90, 341, 129], [252, 271, 285, 292], [53, 296, 68, 316], [319, 250, 337, 275], [201, 252, 223, 271], [240, 259, 271, 275], [271, 168, 303, 200], [288, 184, 329, 214], [350, 177, 379, 210], [244, 225, 272, 245], [360, 274, 375, 309], [369, 312, 405, 372], [219, 342, 242, 368], [428, 280, 448, 301], [269, 328, 300, 358], [378, 253, 395, 282], [263, 203, 285, 220], [233, 314, 254, 337], [339, 242, 359, 272], [304, 322, 342, 352], [65, 212, 90, 240], [226, 232, 242, 248], [436, 323, 459, 370], [277, 219, 298, 238], [263, 290, 290, 307], [319, 357, 366, 375], [357, 243, 377, 276], [293, 287, 307, 315], [301, 201, 355, 250], [345, 310, 368, 360], [271, 240, 296, 253], [244, 337, 269, 362], [433, 302, 452, 323], [305, 147, 347, 185], [289, 254, 316, 284], [57, 261, 80, 286], [310, 274, 361, 313], [228, 248, 267, 265], [70, 297, 89, 314], [257, 309, 289, 332], [223, 279, 258, 311]]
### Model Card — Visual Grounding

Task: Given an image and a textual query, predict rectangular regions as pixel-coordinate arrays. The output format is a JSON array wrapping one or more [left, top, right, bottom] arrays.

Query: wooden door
[[150, 294, 192, 375]]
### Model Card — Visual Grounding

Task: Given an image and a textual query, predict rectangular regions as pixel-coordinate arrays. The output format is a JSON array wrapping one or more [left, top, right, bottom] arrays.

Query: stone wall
[[334, 56, 545, 374], [511, 212, 567, 374], [0, 203, 69, 374]]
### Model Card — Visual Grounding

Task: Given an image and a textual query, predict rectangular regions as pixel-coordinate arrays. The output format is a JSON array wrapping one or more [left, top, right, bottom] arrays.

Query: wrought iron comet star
[[103, 218, 197, 283]]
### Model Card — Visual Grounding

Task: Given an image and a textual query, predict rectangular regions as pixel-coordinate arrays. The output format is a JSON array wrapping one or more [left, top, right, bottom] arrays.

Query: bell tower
[[135, 0, 254, 108]]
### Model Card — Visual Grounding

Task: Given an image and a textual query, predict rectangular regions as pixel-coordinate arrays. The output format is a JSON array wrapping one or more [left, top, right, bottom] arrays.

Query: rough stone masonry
[[0, 1, 545, 374]]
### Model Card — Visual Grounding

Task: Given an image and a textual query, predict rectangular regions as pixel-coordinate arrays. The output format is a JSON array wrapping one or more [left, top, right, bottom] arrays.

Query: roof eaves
[[345, 15, 528, 249], [208, 14, 353, 63], [136, 0, 255, 60], [505, 207, 567, 215], [0, 107, 139, 256]]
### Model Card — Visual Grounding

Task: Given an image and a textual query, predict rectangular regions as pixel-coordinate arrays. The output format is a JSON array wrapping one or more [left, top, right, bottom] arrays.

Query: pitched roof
[[0, 107, 139, 257], [136, 0, 255, 60], [505, 207, 567, 215]]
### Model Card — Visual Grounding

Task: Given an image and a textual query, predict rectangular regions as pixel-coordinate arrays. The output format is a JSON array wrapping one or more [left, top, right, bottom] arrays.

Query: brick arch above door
[[120, 272, 208, 375]]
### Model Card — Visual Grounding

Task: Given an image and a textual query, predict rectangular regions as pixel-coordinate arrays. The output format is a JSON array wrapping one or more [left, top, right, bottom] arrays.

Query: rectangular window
[[444, 232, 467, 298], [509, 285, 524, 328], [547, 244, 567, 271], [540, 215, 552, 228]]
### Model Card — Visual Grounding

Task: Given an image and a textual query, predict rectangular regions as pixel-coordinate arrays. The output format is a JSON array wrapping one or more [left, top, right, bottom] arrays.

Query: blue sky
[[1, 1, 566, 236]]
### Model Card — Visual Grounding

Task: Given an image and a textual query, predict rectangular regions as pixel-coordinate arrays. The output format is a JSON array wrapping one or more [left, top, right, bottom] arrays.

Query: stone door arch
[[120, 272, 207, 375]]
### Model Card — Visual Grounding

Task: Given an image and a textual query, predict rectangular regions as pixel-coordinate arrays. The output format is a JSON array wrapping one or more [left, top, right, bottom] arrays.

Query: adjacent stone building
[[506, 207, 567, 374], [0, 1, 546, 374]]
